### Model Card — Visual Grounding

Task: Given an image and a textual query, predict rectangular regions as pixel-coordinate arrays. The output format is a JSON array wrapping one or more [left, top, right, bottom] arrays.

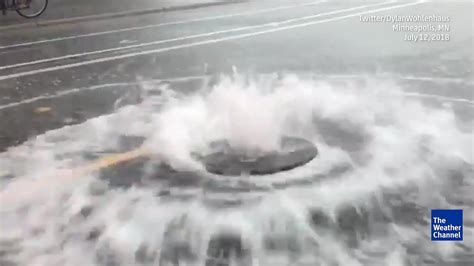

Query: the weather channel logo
[[431, 209, 463, 241]]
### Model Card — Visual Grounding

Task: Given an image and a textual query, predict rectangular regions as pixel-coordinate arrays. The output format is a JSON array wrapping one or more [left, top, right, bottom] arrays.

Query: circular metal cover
[[201, 136, 318, 176]]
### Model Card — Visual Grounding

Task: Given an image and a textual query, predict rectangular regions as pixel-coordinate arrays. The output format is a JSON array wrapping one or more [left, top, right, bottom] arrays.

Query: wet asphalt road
[[0, 0, 472, 151], [0, 0, 227, 26], [0, 2, 473, 265]]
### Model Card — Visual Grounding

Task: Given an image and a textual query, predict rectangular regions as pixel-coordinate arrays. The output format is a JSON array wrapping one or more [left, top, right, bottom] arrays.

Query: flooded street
[[0, 1, 473, 265]]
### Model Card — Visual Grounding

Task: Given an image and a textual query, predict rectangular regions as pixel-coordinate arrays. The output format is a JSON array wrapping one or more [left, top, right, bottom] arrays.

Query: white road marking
[[0, 1, 393, 71], [0, 76, 208, 110], [396, 75, 473, 85], [402, 92, 474, 106], [0, 1, 422, 81], [3, 75, 471, 111], [0, 84, 125, 111], [312, 74, 473, 85], [0, 1, 329, 50]]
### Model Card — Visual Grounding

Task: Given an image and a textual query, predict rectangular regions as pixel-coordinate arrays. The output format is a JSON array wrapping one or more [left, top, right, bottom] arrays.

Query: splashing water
[[0, 73, 472, 266]]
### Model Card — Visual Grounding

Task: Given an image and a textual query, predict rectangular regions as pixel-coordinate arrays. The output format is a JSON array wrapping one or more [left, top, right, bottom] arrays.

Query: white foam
[[0, 73, 471, 265]]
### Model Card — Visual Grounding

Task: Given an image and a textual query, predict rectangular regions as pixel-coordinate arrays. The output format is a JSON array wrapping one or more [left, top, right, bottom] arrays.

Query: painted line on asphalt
[[0, 84, 127, 111], [0, 1, 392, 71], [0, 146, 153, 209], [0, 1, 423, 81], [0, 75, 209, 110], [401, 92, 474, 106], [4, 72, 472, 111], [311, 74, 473, 85], [0, 0, 329, 50], [396, 76, 474, 85]]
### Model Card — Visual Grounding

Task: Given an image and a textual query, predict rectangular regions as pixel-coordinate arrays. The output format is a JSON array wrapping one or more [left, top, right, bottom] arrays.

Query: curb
[[0, 0, 244, 31]]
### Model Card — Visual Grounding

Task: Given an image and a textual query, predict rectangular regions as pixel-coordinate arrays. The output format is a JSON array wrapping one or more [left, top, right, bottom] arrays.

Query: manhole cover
[[201, 136, 318, 176]]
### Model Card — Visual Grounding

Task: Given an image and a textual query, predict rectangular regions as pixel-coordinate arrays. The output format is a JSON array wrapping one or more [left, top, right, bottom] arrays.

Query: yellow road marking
[[0, 147, 155, 207], [73, 147, 152, 176]]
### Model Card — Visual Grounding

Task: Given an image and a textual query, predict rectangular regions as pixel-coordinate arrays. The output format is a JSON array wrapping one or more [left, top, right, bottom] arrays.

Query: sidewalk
[[0, 0, 240, 30]]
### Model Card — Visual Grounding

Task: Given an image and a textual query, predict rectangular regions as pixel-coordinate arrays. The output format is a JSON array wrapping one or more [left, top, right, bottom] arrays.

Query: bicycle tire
[[15, 0, 48, 18]]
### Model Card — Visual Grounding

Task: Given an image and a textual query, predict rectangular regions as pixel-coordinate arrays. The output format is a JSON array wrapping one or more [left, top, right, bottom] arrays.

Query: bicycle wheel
[[15, 0, 48, 18]]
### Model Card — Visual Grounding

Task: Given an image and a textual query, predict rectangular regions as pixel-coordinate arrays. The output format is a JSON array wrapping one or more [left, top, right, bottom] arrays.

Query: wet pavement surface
[[0, 0, 472, 151], [0, 0, 473, 265], [0, 0, 228, 27]]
